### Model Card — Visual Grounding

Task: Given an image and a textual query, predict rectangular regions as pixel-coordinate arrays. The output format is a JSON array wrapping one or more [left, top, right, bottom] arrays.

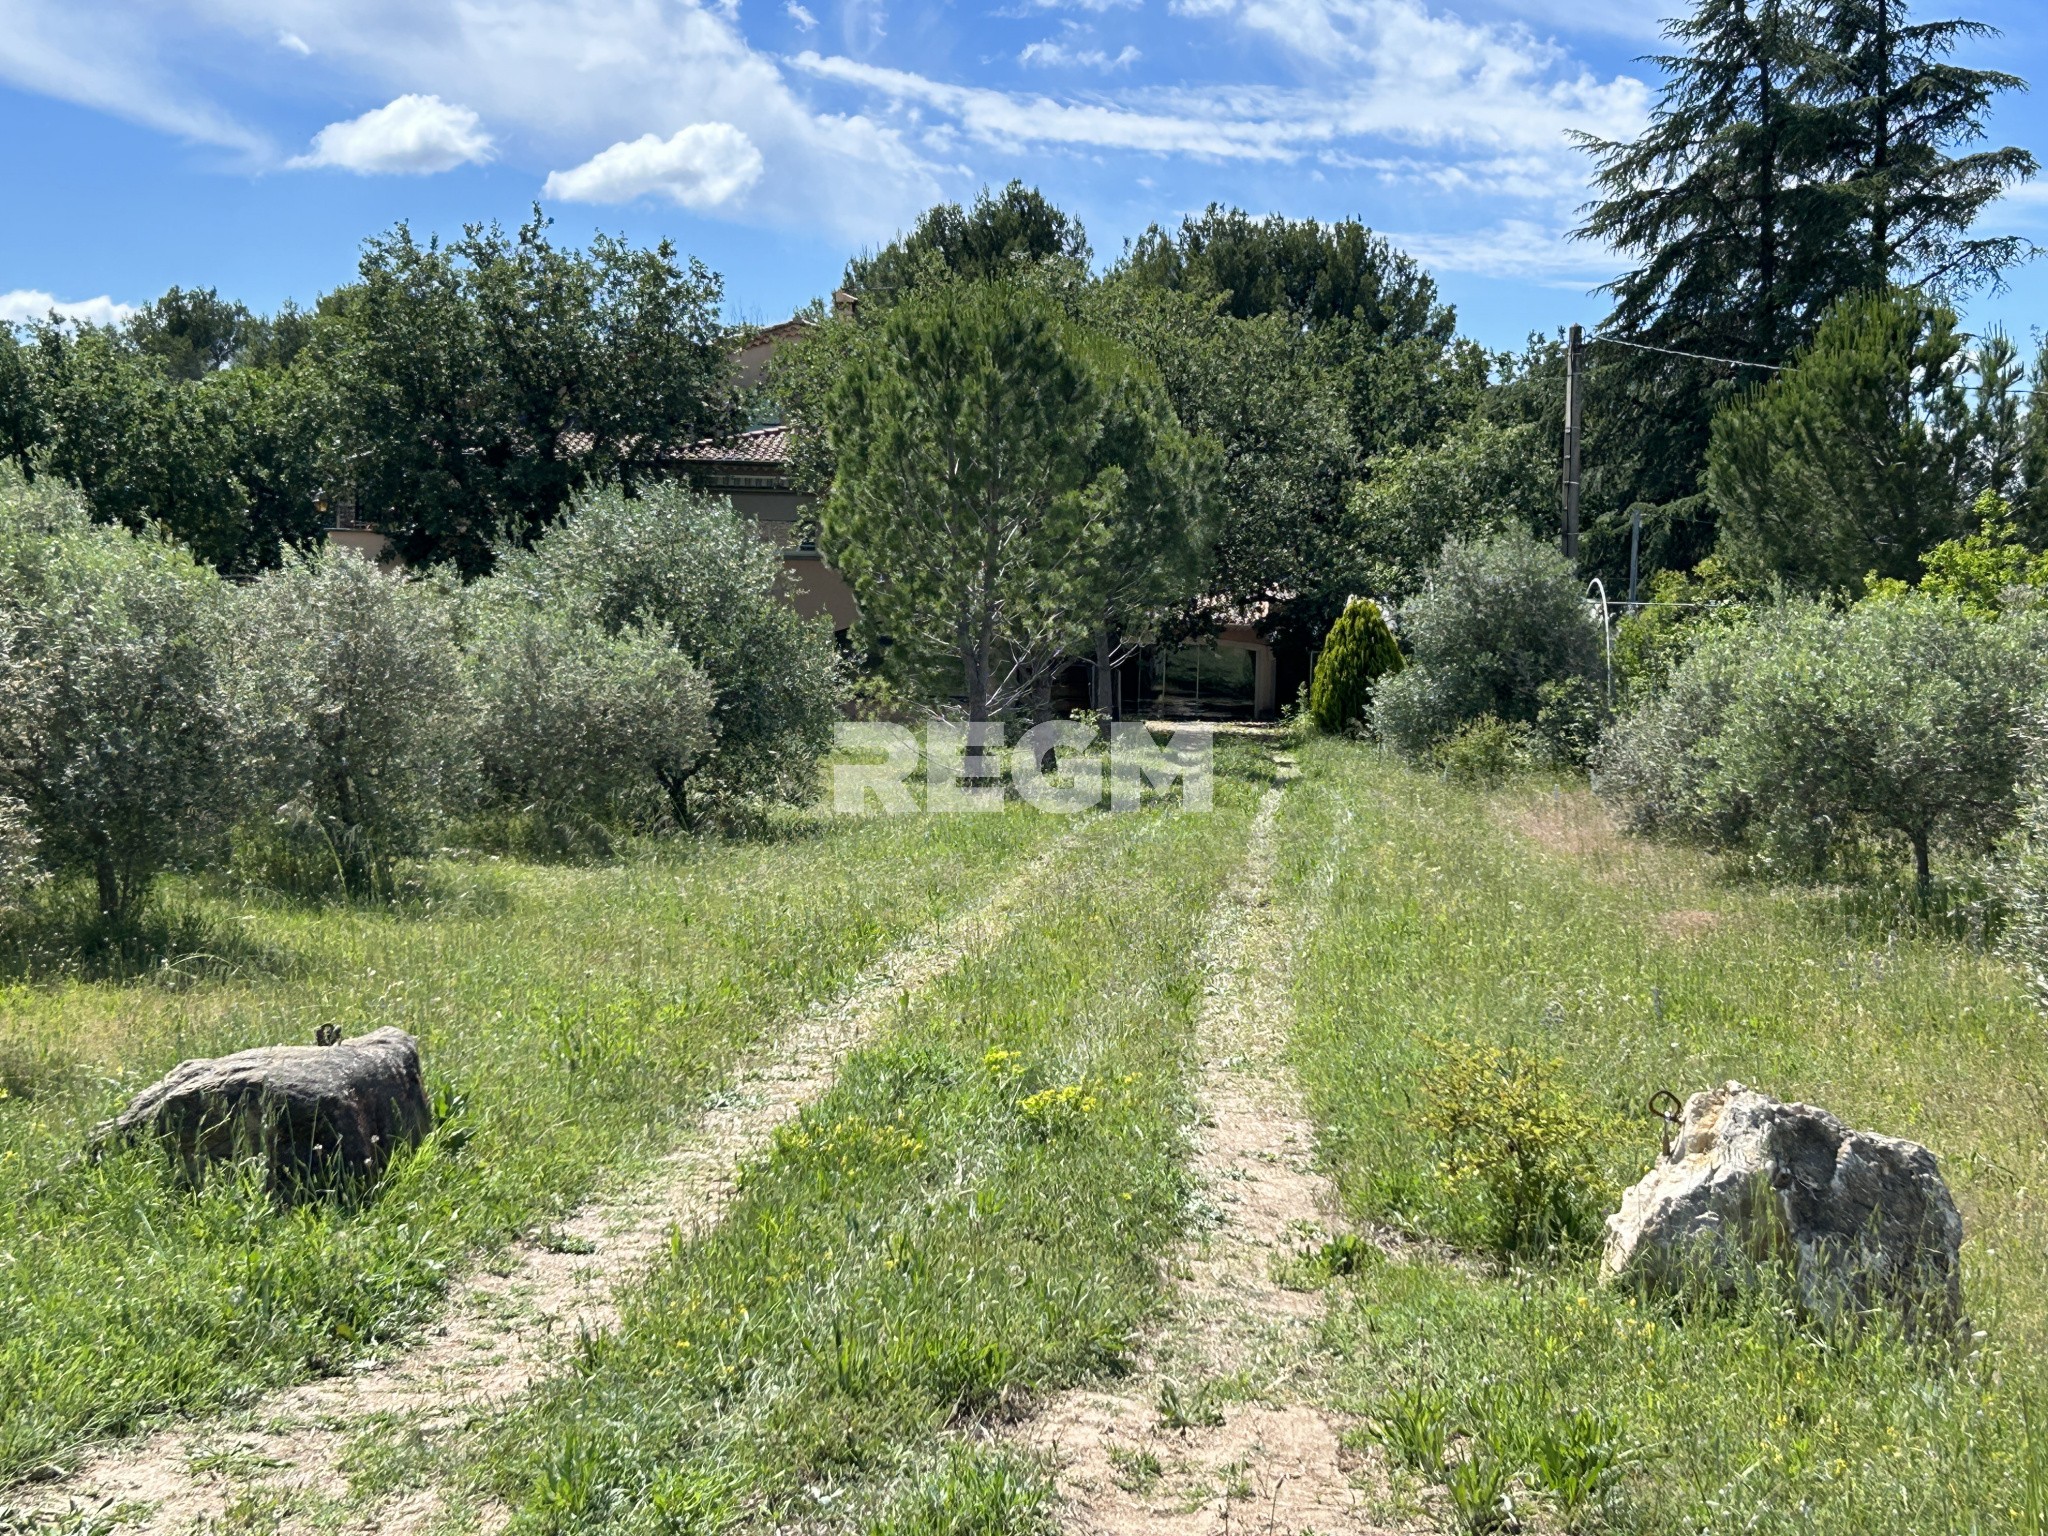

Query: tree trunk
[[1030, 672, 1056, 773], [1872, 0, 1892, 285], [1092, 629, 1120, 722], [656, 767, 695, 831], [1912, 829, 1931, 896], [95, 854, 121, 922]]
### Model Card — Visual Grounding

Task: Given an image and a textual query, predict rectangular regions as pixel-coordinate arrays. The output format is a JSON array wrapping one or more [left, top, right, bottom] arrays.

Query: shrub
[[1415, 1038, 1611, 1258], [1997, 743, 2048, 1011], [465, 601, 714, 844], [1611, 554, 1751, 697], [1432, 716, 1540, 786], [0, 471, 234, 920], [1597, 596, 2044, 887], [1309, 597, 1403, 734], [1373, 529, 1603, 757], [521, 484, 844, 825], [1591, 621, 1754, 845], [231, 548, 470, 896]]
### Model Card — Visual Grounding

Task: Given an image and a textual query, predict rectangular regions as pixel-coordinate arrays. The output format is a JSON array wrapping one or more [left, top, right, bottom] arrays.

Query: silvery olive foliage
[[1373, 528, 1605, 757], [1595, 595, 2045, 886], [0, 468, 235, 920], [1998, 738, 2048, 1010], [520, 484, 843, 825], [464, 597, 715, 835], [230, 547, 471, 895]]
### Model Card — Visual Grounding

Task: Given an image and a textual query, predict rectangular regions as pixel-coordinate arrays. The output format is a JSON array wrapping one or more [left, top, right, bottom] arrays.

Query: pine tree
[[1709, 287, 1973, 593], [1572, 0, 2033, 578]]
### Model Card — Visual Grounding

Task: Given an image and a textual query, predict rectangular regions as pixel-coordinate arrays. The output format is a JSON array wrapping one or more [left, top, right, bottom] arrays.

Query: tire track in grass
[[1019, 755, 1397, 1536], [18, 825, 1095, 1536]]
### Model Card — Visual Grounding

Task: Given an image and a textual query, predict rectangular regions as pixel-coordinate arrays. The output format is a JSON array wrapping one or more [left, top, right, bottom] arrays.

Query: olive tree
[[0, 471, 234, 920], [523, 485, 843, 825], [1999, 742, 2048, 1010], [1373, 529, 1604, 756], [0, 619, 42, 912], [1597, 596, 2043, 887], [465, 599, 715, 836], [231, 548, 471, 895]]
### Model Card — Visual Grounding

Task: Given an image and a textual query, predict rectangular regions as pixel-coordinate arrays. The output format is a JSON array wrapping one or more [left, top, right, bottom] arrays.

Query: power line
[[1591, 332, 1784, 371], [1588, 329, 2038, 397]]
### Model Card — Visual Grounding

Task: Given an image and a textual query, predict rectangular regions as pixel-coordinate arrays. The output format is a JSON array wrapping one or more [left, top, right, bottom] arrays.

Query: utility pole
[[1562, 323, 1584, 562]]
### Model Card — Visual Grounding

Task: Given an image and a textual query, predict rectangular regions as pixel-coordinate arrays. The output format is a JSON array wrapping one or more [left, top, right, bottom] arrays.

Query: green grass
[[0, 803, 1068, 1481], [1276, 736, 2048, 1535], [461, 739, 1271, 1534]]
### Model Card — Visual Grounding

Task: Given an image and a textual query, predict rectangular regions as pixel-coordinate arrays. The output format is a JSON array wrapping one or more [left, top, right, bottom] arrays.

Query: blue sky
[[4, 0, 2048, 353]]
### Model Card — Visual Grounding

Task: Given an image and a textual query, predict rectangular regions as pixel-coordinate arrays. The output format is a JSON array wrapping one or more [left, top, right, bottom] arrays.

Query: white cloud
[[291, 93, 493, 174], [0, 289, 135, 327], [798, 54, 1301, 158], [544, 123, 765, 208], [1384, 218, 1614, 285], [277, 29, 312, 54], [797, 40, 1642, 169], [0, 5, 266, 153], [191, 0, 938, 237], [786, 1, 818, 25], [1019, 39, 1140, 70]]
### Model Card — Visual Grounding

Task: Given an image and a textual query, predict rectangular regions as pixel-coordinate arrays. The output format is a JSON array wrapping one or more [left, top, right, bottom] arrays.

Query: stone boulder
[[93, 1027, 433, 1197], [1602, 1081, 1962, 1329]]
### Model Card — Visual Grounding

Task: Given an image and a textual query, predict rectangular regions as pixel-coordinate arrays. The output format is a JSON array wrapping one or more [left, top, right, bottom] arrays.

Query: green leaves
[[1709, 288, 1974, 594], [821, 280, 1205, 720]]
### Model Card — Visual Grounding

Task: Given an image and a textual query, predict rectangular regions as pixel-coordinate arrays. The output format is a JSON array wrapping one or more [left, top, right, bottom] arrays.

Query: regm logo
[[833, 724, 1214, 814]]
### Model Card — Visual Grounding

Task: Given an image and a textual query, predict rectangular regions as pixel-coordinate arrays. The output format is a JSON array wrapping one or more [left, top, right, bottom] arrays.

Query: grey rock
[[93, 1027, 433, 1197], [1602, 1081, 1962, 1328]]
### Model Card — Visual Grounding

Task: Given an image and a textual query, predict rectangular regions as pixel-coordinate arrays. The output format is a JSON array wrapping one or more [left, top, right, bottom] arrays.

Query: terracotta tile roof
[[670, 425, 792, 466], [555, 424, 792, 469]]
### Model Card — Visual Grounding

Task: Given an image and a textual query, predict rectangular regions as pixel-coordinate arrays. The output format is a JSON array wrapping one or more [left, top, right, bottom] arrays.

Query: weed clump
[[1415, 1038, 1612, 1259]]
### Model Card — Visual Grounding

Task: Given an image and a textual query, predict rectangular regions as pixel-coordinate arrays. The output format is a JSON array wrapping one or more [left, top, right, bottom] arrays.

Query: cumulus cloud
[[786, 1, 818, 26], [1018, 39, 1140, 69], [0, 289, 135, 327], [544, 123, 765, 209], [291, 94, 494, 174], [179, 0, 938, 237]]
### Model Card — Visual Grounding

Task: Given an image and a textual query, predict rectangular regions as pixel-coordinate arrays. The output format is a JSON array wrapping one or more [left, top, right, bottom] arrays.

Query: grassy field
[[447, 739, 1270, 1533], [0, 802, 1069, 1481], [1275, 735, 2048, 1534], [8, 727, 2046, 1536]]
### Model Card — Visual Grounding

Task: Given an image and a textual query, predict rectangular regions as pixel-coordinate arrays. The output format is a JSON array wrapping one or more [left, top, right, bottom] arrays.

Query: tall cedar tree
[[1572, 0, 2032, 575], [1820, 0, 2034, 294]]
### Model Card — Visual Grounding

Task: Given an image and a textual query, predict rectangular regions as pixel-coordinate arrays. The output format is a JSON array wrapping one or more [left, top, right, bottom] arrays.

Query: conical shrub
[[1310, 597, 1403, 734]]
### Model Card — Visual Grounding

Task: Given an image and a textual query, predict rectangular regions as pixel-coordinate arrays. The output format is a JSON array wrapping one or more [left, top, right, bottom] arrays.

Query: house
[[327, 304, 1285, 719], [712, 314, 1284, 721]]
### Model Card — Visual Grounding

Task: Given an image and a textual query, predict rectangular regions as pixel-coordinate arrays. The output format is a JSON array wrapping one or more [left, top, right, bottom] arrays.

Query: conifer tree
[[1818, 0, 2036, 295], [1309, 598, 1403, 734]]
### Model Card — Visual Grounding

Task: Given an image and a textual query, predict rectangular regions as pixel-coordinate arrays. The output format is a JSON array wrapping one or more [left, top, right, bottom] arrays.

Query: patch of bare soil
[[17, 833, 1084, 1536], [1502, 787, 1630, 866], [1017, 759, 1404, 1536]]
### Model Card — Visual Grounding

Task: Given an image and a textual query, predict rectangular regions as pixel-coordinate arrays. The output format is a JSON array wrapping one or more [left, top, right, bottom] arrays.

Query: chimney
[[832, 288, 860, 320]]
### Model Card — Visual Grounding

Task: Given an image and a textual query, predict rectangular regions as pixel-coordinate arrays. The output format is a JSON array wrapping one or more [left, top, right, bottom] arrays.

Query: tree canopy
[[821, 279, 1207, 722]]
